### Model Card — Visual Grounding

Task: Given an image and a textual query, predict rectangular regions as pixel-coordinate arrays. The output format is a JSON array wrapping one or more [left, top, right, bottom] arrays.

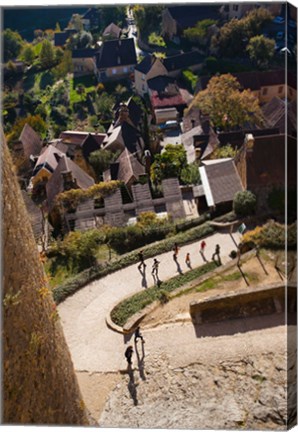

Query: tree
[[246, 35, 275, 68], [94, 92, 115, 119], [192, 74, 263, 130], [184, 19, 217, 46], [55, 47, 64, 62], [3, 28, 23, 62], [39, 39, 55, 68], [54, 49, 73, 78], [22, 44, 35, 64], [100, 6, 126, 29], [233, 190, 257, 216], [76, 84, 86, 101], [211, 144, 237, 159], [70, 14, 83, 32], [133, 5, 164, 34], [180, 162, 201, 185], [89, 149, 120, 181], [150, 144, 187, 185], [7, 114, 47, 144]]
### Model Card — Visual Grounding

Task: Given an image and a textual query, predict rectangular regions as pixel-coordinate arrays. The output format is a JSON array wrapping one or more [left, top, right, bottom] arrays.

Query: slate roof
[[54, 29, 76, 46], [19, 123, 42, 158], [59, 131, 106, 147], [167, 5, 220, 29], [46, 155, 95, 211], [72, 48, 99, 59], [104, 122, 141, 154], [134, 55, 154, 74], [200, 159, 244, 206], [147, 75, 177, 93], [217, 128, 280, 148], [103, 148, 145, 185], [96, 38, 137, 69], [163, 51, 204, 72], [148, 77, 189, 109], [81, 133, 102, 160], [113, 97, 142, 128], [246, 134, 296, 189], [32, 145, 65, 177], [103, 22, 122, 38]]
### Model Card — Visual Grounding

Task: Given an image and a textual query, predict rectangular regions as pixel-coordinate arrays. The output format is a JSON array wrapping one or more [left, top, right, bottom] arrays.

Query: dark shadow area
[[237, 264, 249, 286], [186, 261, 192, 270], [123, 333, 133, 344], [200, 250, 208, 263], [138, 266, 148, 288], [173, 255, 183, 274], [152, 273, 161, 286], [40, 71, 54, 90], [135, 340, 146, 381], [127, 364, 138, 406], [193, 312, 286, 338]]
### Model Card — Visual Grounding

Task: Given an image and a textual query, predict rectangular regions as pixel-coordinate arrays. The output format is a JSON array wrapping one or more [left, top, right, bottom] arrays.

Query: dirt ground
[[141, 252, 284, 328]]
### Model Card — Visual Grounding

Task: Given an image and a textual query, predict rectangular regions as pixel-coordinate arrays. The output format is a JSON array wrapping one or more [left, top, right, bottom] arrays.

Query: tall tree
[[246, 35, 275, 68], [150, 144, 187, 185], [192, 74, 263, 130], [3, 28, 23, 62], [22, 44, 35, 64], [39, 39, 55, 68]]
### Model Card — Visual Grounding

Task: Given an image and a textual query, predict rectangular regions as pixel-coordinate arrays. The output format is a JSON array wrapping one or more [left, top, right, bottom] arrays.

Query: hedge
[[53, 221, 215, 304], [111, 261, 217, 327]]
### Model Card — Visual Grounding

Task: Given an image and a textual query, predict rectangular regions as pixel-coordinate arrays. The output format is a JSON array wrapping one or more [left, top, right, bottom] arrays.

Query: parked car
[[164, 120, 180, 130], [276, 31, 284, 40], [273, 16, 285, 24]]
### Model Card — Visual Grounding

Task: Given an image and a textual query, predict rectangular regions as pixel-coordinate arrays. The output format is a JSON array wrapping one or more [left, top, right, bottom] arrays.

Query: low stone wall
[[190, 283, 296, 325]]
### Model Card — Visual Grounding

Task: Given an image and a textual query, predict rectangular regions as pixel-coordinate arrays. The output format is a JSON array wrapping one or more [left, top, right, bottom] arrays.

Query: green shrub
[[182, 69, 198, 92], [233, 190, 257, 217], [111, 261, 217, 327]]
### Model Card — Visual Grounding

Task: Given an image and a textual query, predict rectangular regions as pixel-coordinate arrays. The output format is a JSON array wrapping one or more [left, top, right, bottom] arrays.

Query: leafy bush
[[182, 69, 198, 92], [267, 188, 285, 213], [110, 261, 217, 327], [233, 190, 257, 217], [148, 32, 166, 47], [241, 221, 296, 250]]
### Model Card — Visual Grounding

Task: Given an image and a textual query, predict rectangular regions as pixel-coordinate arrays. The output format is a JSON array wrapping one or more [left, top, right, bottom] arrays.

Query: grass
[[110, 261, 217, 327]]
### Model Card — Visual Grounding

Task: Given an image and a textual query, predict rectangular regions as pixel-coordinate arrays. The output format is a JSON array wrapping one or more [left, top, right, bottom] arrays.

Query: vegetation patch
[[111, 261, 217, 327]]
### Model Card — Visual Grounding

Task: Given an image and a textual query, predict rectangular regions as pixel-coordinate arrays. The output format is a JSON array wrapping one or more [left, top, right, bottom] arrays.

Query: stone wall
[[3, 136, 91, 425]]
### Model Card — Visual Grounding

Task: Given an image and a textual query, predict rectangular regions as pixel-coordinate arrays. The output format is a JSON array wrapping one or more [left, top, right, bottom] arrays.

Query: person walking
[[185, 252, 191, 267], [134, 326, 145, 343], [212, 244, 221, 262], [125, 345, 133, 365], [138, 250, 146, 270], [151, 258, 160, 277], [200, 240, 206, 253]]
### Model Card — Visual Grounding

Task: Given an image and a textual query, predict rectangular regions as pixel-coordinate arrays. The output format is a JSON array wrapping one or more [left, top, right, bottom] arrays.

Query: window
[[233, 5, 239, 11], [142, 74, 145, 80], [278, 86, 283, 94], [262, 87, 268, 95], [112, 68, 117, 75], [123, 67, 128, 73]]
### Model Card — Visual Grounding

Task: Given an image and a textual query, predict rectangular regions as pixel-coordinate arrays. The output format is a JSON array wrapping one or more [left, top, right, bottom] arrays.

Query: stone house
[[96, 38, 137, 81], [102, 22, 122, 39], [161, 5, 220, 40], [198, 70, 297, 104], [31, 145, 65, 187], [14, 123, 43, 159], [72, 48, 99, 76]]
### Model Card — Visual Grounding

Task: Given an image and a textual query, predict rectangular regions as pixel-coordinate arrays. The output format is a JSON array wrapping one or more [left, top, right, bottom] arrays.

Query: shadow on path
[[193, 312, 285, 338], [200, 251, 208, 263], [173, 254, 183, 274], [138, 267, 148, 288], [127, 364, 138, 406], [135, 340, 146, 381]]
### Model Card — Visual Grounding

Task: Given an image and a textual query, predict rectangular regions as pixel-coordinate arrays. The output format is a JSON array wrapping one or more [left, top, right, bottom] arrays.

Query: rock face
[[2, 138, 90, 425], [99, 349, 289, 430]]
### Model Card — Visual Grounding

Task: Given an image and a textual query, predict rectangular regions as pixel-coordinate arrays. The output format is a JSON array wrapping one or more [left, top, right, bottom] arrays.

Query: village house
[[14, 123, 43, 159], [31, 144, 65, 187], [54, 28, 77, 47], [102, 22, 122, 40], [72, 48, 99, 76], [198, 70, 297, 104], [96, 38, 137, 81], [161, 4, 221, 40], [81, 7, 100, 31]]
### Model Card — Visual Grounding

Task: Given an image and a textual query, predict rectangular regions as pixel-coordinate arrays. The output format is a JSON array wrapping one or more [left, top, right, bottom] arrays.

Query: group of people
[[137, 240, 221, 277]]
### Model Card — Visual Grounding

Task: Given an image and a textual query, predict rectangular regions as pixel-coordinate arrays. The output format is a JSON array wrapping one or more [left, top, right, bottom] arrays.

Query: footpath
[[58, 230, 242, 373]]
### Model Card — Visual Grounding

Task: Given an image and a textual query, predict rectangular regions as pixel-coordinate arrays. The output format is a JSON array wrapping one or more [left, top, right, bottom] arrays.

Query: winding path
[[58, 231, 242, 373]]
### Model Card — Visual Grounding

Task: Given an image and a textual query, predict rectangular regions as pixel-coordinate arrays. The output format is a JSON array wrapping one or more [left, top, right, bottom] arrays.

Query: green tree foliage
[[22, 44, 35, 64], [69, 14, 83, 32], [133, 5, 164, 34], [233, 190, 257, 216], [89, 149, 119, 181], [192, 74, 263, 130], [94, 92, 115, 119], [3, 29, 23, 62], [180, 162, 201, 185], [148, 32, 166, 47], [184, 19, 217, 46], [246, 35, 275, 68], [100, 6, 126, 28], [54, 49, 73, 78], [7, 114, 47, 144], [150, 144, 187, 185], [213, 7, 273, 57], [39, 39, 55, 68], [211, 144, 237, 159]]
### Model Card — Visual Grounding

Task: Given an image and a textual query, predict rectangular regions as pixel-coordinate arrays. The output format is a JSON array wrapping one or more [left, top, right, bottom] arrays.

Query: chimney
[[119, 104, 129, 122], [144, 149, 151, 175], [244, 133, 254, 153]]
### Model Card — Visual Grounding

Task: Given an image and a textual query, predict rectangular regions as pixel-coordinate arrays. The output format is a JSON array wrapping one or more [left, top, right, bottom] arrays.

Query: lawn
[[69, 75, 97, 104]]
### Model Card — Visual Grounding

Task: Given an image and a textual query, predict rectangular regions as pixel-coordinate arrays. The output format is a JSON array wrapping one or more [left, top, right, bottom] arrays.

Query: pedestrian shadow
[[186, 261, 192, 270], [127, 364, 138, 406], [212, 255, 222, 266], [152, 273, 162, 286], [138, 267, 148, 288], [135, 340, 146, 381], [173, 255, 183, 274], [200, 251, 208, 263]]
